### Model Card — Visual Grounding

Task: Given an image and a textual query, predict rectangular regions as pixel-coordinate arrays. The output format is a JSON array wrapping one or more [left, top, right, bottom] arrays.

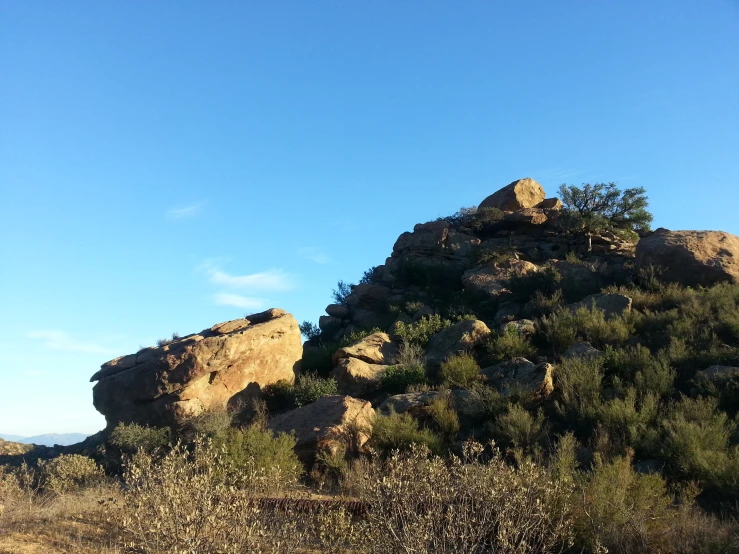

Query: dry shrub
[[120, 438, 308, 553], [37, 454, 105, 494], [358, 442, 575, 554], [440, 353, 480, 388]]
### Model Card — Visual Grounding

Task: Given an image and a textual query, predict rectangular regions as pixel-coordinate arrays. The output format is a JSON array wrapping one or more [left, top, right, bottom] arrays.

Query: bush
[[294, 373, 338, 407], [37, 454, 104, 494], [485, 327, 536, 364], [555, 356, 604, 428], [440, 353, 480, 388], [658, 396, 739, 500], [594, 388, 659, 456], [359, 266, 380, 285], [381, 364, 427, 395], [360, 443, 575, 554], [184, 409, 233, 438], [495, 404, 547, 455], [370, 411, 443, 456], [213, 425, 302, 491], [394, 314, 452, 348], [332, 280, 353, 305], [539, 306, 632, 353], [603, 345, 675, 398], [507, 265, 563, 301], [426, 396, 460, 445], [109, 422, 171, 454], [263, 379, 298, 412], [299, 320, 322, 341]]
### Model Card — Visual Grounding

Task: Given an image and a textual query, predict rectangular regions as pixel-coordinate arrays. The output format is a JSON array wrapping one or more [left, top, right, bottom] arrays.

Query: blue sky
[[1, 1, 738, 436]]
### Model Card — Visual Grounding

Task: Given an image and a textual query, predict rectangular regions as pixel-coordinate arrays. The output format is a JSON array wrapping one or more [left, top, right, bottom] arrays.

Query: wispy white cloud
[[167, 201, 206, 219], [27, 330, 116, 355], [213, 293, 267, 310], [203, 264, 294, 291], [298, 246, 330, 264]]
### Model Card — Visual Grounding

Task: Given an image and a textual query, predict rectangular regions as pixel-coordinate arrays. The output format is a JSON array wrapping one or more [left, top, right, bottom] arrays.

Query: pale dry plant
[[119, 437, 313, 554], [358, 442, 575, 554]]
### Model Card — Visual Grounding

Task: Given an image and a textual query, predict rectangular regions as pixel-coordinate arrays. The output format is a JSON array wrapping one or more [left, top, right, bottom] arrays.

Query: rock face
[[462, 259, 538, 299], [568, 293, 632, 319], [425, 319, 491, 370], [563, 342, 602, 360], [481, 358, 555, 398], [269, 395, 375, 463], [378, 390, 448, 416], [331, 358, 387, 396], [479, 178, 546, 212], [332, 332, 398, 365], [92, 309, 302, 429], [636, 229, 739, 287]]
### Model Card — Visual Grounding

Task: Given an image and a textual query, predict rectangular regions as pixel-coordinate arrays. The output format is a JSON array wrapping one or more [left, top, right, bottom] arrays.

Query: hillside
[[2, 178, 739, 553]]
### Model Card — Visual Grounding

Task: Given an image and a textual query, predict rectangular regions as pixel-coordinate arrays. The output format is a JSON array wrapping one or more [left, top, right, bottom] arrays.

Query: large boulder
[[378, 390, 448, 417], [425, 319, 491, 369], [636, 228, 739, 287], [331, 358, 387, 396], [479, 178, 546, 212], [462, 259, 539, 299], [269, 395, 375, 463], [91, 309, 302, 429], [481, 358, 555, 398], [567, 293, 632, 319], [332, 332, 398, 365]]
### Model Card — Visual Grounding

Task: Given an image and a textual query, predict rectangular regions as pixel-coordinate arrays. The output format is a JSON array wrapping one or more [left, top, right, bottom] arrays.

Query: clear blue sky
[[1, 1, 738, 436]]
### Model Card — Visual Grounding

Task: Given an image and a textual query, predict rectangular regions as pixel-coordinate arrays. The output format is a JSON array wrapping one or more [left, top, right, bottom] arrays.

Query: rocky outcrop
[[696, 365, 739, 382], [567, 293, 632, 319], [481, 358, 555, 398], [563, 342, 602, 359], [462, 259, 538, 299], [479, 178, 546, 211], [269, 395, 375, 463], [332, 332, 398, 365], [500, 319, 537, 337], [425, 320, 491, 369], [91, 309, 302, 429], [331, 358, 387, 396], [378, 390, 448, 416], [636, 229, 739, 287]]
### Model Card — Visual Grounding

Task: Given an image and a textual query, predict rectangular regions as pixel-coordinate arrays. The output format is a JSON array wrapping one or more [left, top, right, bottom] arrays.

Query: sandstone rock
[[535, 198, 563, 210], [269, 395, 375, 463], [697, 365, 739, 381], [378, 390, 448, 416], [331, 358, 387, 396], [91, 309, 302, 429], [563, 342, 602, 360], [568, 293, 632, 319], [332, 332, 398, 365], [500, 319, 537, 337], [462, 259, 539, 299], [326, 304, 349, 319], [319, 315, 343, 335], [636, 228, 739, 287], [479, 178, 546, 212], [481, 358, 555, 398], [425, 320, 491, 369], [504, 208, 548, 225], [494, 301, 523, 326]]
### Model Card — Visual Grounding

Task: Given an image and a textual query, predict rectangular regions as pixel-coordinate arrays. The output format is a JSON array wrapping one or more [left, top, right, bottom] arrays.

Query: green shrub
[[495, 404, 547, 454], [110, 422, 171, 454], [370, 411, 443, 455], [659, 396, 739, 499], [294, 373, 338, 407], [332, 280, 353, 305], [301, 343, 336, 374], [531, 289, 565, 316], [394, 314, 452, 348], [594, 388, 659, 455], [263, 379, 298, 412], [603, 345, 675, 398], [555, 356, 604, 427], [185, 409, 233, 438], [440, 353, 480, 388], [213, 425, 302, 490], [507, 265, 563, 301], [37, 454, 104, 494], [426, 396, 460, 445], [539, 306, 632, 353], [485, 327, 536, 364], [299, 321, 322, 341], [381, 365, 427, 395], [576, 452, 676, 553]]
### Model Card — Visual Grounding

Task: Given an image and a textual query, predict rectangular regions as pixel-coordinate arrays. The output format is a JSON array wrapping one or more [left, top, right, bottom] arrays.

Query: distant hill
[[0, 433, 88, 447]]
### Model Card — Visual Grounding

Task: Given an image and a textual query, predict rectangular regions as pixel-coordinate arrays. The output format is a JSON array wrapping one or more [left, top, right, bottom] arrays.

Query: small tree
[[558, 183, 653, 250], [332, 280, 353, 305]]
